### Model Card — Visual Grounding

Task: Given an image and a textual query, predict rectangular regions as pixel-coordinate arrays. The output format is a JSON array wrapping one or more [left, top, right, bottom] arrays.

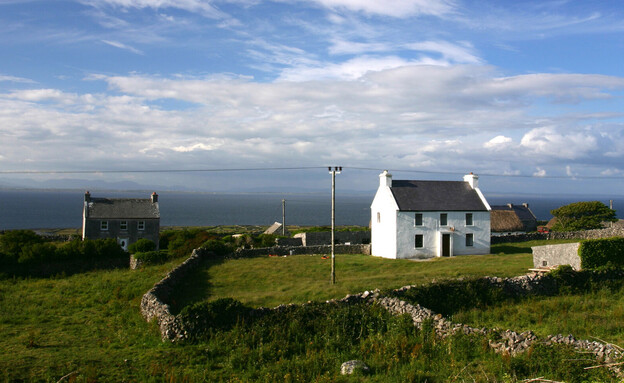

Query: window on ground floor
[[415, 234, 424, 248], [466, 233, 474, 247]]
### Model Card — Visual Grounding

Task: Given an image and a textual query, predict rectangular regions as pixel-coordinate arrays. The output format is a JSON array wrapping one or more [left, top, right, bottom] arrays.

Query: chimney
[[380, 170, 392, 188], [151, 192, 158, 203], [85, 191, 91, 202], [507, 203, 513, 209], [522, 203, 529, 208], [463, 172, 479, 189]]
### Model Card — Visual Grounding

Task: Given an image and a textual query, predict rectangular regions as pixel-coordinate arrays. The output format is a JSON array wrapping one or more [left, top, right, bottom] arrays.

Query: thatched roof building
[[490, 203, 538, 233]]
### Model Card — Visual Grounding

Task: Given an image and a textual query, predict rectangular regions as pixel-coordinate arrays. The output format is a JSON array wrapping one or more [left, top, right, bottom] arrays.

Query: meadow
[[0, 238, 619, 382]]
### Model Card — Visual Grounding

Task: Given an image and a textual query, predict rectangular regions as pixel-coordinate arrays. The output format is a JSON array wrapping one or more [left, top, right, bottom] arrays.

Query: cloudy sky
[[1, 0, 624, 195]]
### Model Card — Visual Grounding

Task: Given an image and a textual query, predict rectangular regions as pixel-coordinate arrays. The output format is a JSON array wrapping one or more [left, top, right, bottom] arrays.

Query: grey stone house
[[82, 191, 160, 251]]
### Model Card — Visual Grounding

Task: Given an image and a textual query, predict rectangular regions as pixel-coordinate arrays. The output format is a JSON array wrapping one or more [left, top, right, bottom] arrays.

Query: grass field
[[1, 238, 618, 382], [170, 239, 578, 310]]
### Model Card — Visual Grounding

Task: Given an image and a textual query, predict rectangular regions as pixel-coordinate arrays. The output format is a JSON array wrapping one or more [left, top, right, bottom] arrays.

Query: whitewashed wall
[[395, 211, 491, 259], [370, 186, 398, 259]]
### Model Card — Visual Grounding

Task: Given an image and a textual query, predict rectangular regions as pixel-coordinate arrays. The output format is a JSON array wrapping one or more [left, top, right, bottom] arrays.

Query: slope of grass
[[171, 250, 533, 311], [452, 287, 624, 345]]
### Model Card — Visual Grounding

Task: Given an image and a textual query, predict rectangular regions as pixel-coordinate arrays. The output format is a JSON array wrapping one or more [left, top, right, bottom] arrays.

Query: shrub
[[179, 298, 252, 339], [202, 239, 233, 256], [133, 251, 168, 265], [256, 234, 277, 248], [0, 230, 43, 263], [579, 237, 624, 269], [128, 238, 156, 254]]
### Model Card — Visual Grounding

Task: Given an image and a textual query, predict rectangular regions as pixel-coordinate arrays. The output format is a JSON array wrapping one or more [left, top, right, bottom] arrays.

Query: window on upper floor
[[466, 233, 474, 247], [100, 221, 108, 231], [415, 213, 423, 226], [138, 221, 145, 231], [377, 212, 380, 223], [466, 213, 473, 226], [440, 213, 448, 226], [120, 221, 128, 230], [415, 234, 424, 248]]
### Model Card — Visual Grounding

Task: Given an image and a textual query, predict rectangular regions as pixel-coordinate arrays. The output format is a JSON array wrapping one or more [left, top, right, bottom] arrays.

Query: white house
[[370, 171, 491, 259]]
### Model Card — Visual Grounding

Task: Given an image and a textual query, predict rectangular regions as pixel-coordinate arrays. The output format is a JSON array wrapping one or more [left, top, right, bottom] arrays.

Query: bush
[[128, 238, 156, 254], [202, 239, 233, 256], [179, 298, 252, 339], [133, 251, 168, 265], [579, 237, 624, 269], [0, 230, 43, 263]]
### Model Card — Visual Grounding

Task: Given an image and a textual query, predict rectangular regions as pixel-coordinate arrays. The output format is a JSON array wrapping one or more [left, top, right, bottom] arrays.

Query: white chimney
[[380, 170, 392, 188], [463, 172, 478, 189]]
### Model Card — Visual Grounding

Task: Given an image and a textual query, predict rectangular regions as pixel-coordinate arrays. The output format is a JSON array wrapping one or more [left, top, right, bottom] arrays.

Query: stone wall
[[532, 243, 581, 270], [491, 227, 624, 244], [275, 237, 303, 246], [232, 244, 371, 258], [294, 231, 371, 246], [140, 248, 210, 341], [139, 246, 623, 375]]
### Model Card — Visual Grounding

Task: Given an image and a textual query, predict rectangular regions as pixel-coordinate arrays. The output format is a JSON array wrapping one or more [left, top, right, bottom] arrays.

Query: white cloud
[[80, 0, 226, 18], [406, 40, 481, 64], [102, 40, 144, 55], [533, 167, 547, 177], [520, 127, 598, 159], [484, 135, 512, 150], [0, 74, 35, 83], [311, 0, 457, 18]]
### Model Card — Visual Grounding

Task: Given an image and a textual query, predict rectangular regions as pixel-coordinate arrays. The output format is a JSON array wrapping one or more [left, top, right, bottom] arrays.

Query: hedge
[[579, 237, 624, 269]]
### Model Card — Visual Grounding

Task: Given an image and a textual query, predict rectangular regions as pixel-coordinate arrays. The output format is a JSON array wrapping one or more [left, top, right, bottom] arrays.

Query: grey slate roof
[[86, 198, 160, 219], [390, 180, 488, 211]]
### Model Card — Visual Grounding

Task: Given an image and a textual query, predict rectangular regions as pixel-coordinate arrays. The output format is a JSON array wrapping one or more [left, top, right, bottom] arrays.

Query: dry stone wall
[[139, 246, 622, 374], [491, 226, 624, 244], [231, 244, 371, 258]]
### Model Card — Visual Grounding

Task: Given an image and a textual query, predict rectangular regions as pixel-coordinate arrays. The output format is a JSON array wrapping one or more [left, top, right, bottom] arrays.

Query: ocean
[[0, 189, 622, 230]]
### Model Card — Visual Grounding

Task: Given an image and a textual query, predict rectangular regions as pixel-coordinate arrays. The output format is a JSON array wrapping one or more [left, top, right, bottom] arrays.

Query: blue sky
[[1, 0, 624, 195]]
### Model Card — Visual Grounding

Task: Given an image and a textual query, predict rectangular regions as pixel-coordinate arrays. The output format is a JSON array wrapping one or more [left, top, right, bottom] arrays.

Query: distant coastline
[[1, 188, 622, 230]]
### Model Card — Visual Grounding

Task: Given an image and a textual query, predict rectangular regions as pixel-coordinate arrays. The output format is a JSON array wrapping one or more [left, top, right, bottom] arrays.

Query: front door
[[441, 234, 451, 257]]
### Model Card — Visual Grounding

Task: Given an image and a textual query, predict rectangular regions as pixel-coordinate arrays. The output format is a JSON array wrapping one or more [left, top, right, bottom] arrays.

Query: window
[[120, 221, 128, 230], [465, 213, 473, 226], [440, 213, 448, 226], [377, 212, 380, 223], [138, 221, 145, 231], [466, 233, 474, 247], [100, 221, 108, 231], [415, 234, 423, 248], [415, 213, 423, 226]]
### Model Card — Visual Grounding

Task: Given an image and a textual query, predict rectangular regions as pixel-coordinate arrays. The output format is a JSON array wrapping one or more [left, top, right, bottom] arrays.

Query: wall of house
[[395, 211, 490, 259], [83, 218, 160, 250], [370, 186, 398, 259]]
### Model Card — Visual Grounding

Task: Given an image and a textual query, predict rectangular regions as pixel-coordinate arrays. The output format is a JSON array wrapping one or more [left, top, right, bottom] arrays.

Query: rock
[[340, 360, 370, 375]]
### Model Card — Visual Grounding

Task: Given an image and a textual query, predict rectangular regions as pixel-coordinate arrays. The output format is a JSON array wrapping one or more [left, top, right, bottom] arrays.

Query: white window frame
[[137, 221, 145, 231], [120, 221, 128, 230], [415, 213, 423, 226], [465, 213, 473, 226], [466, 233, 474, 247], [100, 221, 108, 231], [440, 213, 448, 226]]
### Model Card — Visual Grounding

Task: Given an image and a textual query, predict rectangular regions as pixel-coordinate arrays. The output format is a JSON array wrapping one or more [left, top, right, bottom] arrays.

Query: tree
[[550, 201, 616, 231]]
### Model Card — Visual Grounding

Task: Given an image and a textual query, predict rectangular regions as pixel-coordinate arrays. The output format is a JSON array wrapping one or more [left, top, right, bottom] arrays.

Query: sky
[[1, 0, 624, 195]]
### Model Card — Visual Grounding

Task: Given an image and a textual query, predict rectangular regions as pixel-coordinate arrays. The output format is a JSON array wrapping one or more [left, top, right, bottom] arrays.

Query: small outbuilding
[[490, 203, 538, 235], [82, 191, 160, 251]]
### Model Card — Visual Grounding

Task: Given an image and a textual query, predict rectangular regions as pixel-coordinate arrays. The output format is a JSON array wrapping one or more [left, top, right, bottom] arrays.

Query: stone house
[[370, 171, 491, 259], [82, 191, 160, 251]]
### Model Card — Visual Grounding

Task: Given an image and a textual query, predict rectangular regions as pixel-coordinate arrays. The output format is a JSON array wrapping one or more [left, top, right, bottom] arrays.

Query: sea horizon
[[1, 188, 623, 230]]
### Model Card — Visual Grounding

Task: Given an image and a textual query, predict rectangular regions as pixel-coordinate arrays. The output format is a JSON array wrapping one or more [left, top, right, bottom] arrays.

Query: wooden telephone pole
[[329, 166, 342, 284]]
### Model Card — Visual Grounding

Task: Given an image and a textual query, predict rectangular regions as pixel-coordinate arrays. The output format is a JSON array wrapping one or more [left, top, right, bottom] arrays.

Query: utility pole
[[329, 166, 342, 284], [282, 199, 286, 236]]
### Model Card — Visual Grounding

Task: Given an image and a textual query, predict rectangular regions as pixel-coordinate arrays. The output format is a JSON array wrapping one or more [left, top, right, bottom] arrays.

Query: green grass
[[1, 238, 619, 382], [171, 252, 534, 311], [453, 287, 624, 345]]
